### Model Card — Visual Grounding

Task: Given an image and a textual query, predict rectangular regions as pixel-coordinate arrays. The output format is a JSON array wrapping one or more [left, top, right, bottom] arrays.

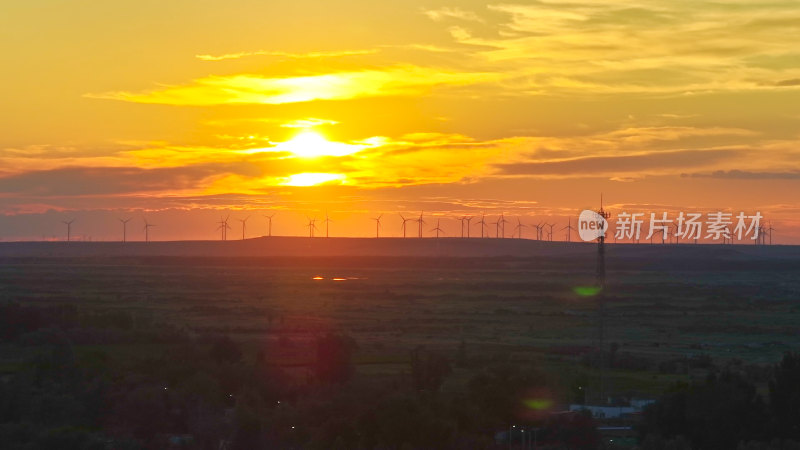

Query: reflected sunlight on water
[[310, 276, 365, 281]]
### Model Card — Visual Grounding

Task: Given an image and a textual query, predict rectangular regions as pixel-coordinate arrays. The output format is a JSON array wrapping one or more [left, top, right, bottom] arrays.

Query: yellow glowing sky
[[1, 0, 799, 241]]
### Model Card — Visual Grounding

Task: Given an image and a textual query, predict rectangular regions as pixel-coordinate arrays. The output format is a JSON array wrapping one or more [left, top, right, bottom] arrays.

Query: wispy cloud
[[774, 78, 800, 87], [426, 1, 800, 96], [0, 165, 243, 196], [495, 149, 741, 178], [196, 48, 377, 61], [682, 170, 800, 180], [423, 7, 483, 23], [86, 66, 494, 105]]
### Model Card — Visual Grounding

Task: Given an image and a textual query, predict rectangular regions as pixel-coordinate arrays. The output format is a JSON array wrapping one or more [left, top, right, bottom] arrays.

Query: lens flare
[[523, 398, 554, 410], [573, 286, 602, 297]]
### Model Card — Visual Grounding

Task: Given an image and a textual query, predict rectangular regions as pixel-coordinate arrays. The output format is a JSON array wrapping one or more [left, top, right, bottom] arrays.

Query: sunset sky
[[2, 0, 799, 242]]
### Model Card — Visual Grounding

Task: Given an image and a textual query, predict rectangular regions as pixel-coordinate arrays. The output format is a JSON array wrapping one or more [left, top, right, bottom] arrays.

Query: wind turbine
[[457, 216, 467, 238], [143, 219, 155, 243], [306, 217, 318, 238], [766, 222, 776, 245], [465, 216, 473, 238], [431, 219, 444, 238], [547, 223, 556, 241], [323, 211, 332, 238], [476, 213, 487, 238], [264, 213, 275, 237], [62, 219, 74, 242], [514, 218, 527, 239], [490, 219, 499, 238], [753, 220, 770, 245], [561, 218, 576, 242], [372, 214, 383, 238], [534, 222, 544, 241], [400, 214, 412, 238], [416, 211, 426, 238], [498, 213, 510, 239], [119, 217, 132, 242], [217, 216, 231, 240], [237, 216, 250, 240]]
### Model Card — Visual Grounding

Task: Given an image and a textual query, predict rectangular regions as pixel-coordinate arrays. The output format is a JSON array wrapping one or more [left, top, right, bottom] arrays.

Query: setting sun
[[277, 131, 363, 158]]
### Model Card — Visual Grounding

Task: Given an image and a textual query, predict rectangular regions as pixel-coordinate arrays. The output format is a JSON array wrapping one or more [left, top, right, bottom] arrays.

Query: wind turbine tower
[[417, 211, 425, 238], [458, 216, 467, 238], [547, 223, 556, 241], [499, 213, 509, 238], [119, 218, 132, 243], [264, 213, 276, 237], [217, 216, 231, 240], [476, 213, 487, 238], [562, 218, 576, 242], [766, 222, 775, 245], [238, 216, 250, 240], [431, 219, 444, 238], [400, 214, 412, 238], [323, 212, 332, 238], [264, 213, 275, 237], [306, 217, 318, 238], [372, 214, 383, 238], [514, 218, 527, 239], [143, 219, 155, 243], [595, 195, 611, 405], [62, 219, 74, 242]]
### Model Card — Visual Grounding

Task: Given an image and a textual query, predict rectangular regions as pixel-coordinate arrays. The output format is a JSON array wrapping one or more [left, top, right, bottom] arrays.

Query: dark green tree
[[641, 372, 768, 450], [770, 352, 800, 439]]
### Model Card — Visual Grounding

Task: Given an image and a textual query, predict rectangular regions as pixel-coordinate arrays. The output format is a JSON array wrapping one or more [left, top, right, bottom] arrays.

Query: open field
[[2, 244, 798, 384]]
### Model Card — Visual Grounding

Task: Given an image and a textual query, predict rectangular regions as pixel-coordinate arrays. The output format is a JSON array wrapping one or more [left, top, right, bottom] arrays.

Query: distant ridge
[[0, 236, 797, 262]]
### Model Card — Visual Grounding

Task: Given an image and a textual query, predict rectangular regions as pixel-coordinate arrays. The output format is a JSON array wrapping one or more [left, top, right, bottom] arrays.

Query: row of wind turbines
[[391, 212, 568, 240], [57, 212, 776, 244], [213, 211, 577, 241], [60, 217, 155, 242]]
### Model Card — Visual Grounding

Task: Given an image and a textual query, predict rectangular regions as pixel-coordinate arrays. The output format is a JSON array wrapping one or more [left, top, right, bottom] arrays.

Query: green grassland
[[2, 255, 797, 395]]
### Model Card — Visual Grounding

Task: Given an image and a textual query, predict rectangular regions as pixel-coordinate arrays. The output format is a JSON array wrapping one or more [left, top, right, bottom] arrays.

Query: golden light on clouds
[[280, 118, 340, 129], [87, 66, 493, 106], [281, 172, 345, 187]]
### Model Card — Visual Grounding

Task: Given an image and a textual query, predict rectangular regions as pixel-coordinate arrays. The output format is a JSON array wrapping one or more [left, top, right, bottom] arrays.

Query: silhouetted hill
[[0, 237, 797, 271]]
